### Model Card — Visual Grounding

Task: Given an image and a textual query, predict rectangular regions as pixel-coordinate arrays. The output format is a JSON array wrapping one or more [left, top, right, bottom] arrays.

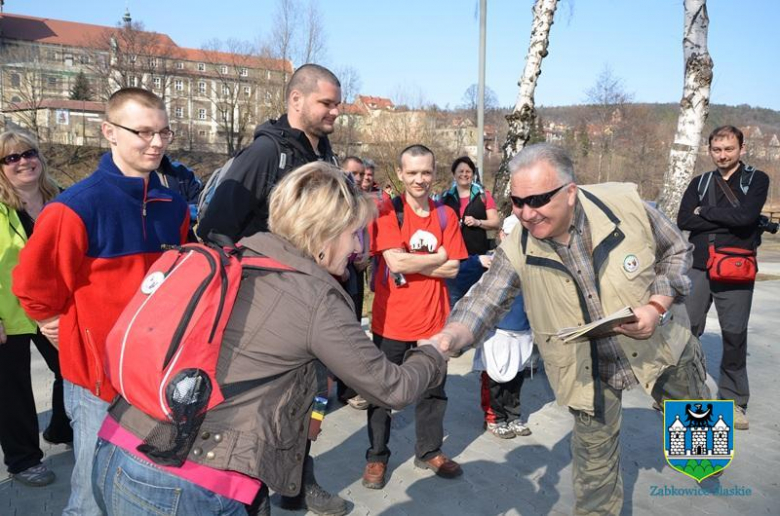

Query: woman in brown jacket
[[92, 162, 447, 516]]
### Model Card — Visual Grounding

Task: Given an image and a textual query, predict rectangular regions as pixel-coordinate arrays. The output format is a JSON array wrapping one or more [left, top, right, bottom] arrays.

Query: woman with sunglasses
[[440, 156, 500, 307], [0, 130, 71, 487]]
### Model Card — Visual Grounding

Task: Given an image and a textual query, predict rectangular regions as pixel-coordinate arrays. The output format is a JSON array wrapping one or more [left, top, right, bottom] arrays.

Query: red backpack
[[105, 242, 295, 466]]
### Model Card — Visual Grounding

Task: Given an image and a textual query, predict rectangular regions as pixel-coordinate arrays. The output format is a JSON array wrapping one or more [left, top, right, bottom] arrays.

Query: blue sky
[[14, 0, 780, 110]]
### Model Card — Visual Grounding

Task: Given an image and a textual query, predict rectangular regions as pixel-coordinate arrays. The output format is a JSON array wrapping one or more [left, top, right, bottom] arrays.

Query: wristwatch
[[648, 301, 671, 326]]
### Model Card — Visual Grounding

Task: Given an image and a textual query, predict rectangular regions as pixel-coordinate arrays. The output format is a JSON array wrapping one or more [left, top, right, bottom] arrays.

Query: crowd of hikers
[[0, 63, 769, 516]]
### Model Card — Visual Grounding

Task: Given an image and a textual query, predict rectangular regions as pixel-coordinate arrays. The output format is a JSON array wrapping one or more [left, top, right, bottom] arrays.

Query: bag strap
[[714, 174, 740, 208], [697, 171, 714, 202]]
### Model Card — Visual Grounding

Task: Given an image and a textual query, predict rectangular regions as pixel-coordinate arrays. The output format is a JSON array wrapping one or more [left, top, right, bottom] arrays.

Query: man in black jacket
[[677, 125, 769, 431], [196, 64, 340, 243], [197, 64, 345, 516]]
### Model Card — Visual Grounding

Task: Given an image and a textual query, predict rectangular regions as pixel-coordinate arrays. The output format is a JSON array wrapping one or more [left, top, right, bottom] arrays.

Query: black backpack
[[696, 165, 757, 202]]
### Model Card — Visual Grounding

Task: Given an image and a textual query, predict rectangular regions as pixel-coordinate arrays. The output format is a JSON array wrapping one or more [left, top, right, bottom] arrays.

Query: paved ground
[[2, 272, 779, 515]]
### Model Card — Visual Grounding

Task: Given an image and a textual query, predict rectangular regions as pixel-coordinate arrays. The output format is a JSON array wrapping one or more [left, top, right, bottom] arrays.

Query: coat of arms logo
[[664, 400, 734, 482]]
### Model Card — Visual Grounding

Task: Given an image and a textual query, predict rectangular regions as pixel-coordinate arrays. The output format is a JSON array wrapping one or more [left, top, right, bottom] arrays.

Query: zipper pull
[[95, 380, 101, 397], [143, 202, 147, 217]]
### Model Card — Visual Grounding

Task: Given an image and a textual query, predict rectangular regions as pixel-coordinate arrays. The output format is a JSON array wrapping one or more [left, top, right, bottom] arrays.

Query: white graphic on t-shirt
[[409, 230, 438, 253]]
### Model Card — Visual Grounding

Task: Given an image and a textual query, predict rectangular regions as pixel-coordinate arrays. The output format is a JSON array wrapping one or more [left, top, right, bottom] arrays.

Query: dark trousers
[[685, 267, 753, 407], [480, 371, 524, 424], [336, 268, 364, 401], [366, 334, 448, 464], [0, 331, 70, 473]]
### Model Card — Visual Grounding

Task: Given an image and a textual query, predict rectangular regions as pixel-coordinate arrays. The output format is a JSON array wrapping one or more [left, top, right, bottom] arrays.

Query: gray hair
[[508, 143, 575, 184], [362, 158, 376, 170]]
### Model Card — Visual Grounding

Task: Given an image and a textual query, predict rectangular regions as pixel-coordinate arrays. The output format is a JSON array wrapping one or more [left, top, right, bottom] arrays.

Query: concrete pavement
[[2, 279, 779, 516]]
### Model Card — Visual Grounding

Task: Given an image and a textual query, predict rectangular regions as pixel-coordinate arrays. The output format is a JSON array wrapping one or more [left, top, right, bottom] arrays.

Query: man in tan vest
[[425, 143, 710, 515]]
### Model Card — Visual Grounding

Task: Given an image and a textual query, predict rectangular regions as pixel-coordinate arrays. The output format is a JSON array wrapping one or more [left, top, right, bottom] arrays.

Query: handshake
[[417, 323, 473, 360]]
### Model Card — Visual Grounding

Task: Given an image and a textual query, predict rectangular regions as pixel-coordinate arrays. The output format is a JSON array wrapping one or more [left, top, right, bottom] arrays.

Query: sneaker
[[734, 405, 749, 430], [486, 421, 516, 439], [347, 395, 369, 410], [414, 454, 463, 478], [507, 420, 532, 437], [362, 462, 387, 489], [12, 464, 55, 487]]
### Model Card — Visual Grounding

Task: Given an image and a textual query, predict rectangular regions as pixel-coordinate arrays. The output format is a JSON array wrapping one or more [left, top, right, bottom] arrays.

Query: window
[[222, 85, 230, 96], [80, 54, 89, 64], [240, 67, 248, 77], [198, 130, 207, 137], [175, 107, 184, 118], [130, 76, 139, 87], [198, 108, 207, 120], [197, 62, 206, 72], [176, 61, 184, 70], [47, 76, 58, 86], [220, 65, 228, 74], [64, 54, 74, 66], [265, 91, 273, 104], [198, 82, 206, 94], [129, 55, 137, 63], [11, 95, 21, 103], [148, 57, 157, 68], [244, 86, 251, 97], [175, 79, 184, 91], [153, 77, 161, 88], [10, 74, 20, 87]]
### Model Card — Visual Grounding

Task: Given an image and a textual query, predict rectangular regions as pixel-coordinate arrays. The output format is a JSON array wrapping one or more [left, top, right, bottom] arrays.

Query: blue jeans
[[92, 439, 247, 516], [63, 380, 110, 516]]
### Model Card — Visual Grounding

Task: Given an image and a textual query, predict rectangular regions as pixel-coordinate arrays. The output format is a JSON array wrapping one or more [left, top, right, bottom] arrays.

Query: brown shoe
[[362, 462, 387, 489], [414, 454, 463, 479]]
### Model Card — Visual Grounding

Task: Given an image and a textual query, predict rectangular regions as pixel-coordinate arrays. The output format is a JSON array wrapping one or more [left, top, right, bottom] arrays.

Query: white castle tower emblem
[[666, 403, 732, 458]]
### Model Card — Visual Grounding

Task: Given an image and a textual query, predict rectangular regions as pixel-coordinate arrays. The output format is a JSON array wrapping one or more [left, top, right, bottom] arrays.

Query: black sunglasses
[[1, 148, 39, 166], [510, 183, 569, 209]]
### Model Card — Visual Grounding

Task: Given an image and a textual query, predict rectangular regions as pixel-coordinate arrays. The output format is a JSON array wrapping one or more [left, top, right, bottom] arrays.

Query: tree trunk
[[493, 0, 558, 216], [656, 0, 713, 218]]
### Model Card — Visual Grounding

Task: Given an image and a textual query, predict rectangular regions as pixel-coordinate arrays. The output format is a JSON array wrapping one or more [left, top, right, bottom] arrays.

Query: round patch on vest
[[141, 271, 165, 295], [623, 254, 639, 273]]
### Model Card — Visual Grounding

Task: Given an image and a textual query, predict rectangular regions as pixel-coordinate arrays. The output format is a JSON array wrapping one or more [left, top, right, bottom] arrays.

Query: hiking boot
[[279, 455, 347, 515], [414, 454, 463, 478], [734, 405, 749, 430], [507, 419, 532, 437], [12, 463, 55, 487], [362, 462, 387, 489], [347, 395, 369, 410], [486, 421, 515, 439]]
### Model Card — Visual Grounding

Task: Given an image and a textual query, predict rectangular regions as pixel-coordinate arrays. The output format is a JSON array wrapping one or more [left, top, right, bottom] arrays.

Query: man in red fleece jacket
[[13, 88, 189, 516]]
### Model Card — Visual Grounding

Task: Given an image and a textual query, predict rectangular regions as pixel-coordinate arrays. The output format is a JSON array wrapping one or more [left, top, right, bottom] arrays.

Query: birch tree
[[656, 0, 713, 218], [493, 0, 558, 215]]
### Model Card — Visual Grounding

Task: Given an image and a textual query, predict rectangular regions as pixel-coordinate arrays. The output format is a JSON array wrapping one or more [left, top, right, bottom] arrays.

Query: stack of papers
[[557, 306, 637, 342]]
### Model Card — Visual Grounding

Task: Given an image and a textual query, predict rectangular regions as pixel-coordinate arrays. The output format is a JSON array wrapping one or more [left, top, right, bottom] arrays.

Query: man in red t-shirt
[[362, 145, 468, 490]]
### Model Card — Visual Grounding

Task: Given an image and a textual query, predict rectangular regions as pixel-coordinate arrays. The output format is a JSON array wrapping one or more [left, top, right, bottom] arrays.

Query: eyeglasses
[[109, 122, 175, 142], [510, 183, 569, 209], [1, 148, 39, 166]]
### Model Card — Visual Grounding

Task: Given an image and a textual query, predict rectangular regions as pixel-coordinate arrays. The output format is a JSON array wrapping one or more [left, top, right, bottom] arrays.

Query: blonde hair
[[0, 130, 59, 210], [269, 162, 376, 259]]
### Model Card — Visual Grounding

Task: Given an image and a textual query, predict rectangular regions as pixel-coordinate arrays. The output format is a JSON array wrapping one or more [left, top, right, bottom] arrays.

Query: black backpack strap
[[391, 195, 404, 229], [221, 370, 291, 399]]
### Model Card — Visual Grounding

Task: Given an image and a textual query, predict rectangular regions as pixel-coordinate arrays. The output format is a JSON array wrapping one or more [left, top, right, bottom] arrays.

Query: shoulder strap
[[391, 195, 404, 229], [697, 171, 714, 203], [714, 174, 740, 208], [434, 201, 449, 233], [740, 165, 756, 195], [254, 129, 298, 171]]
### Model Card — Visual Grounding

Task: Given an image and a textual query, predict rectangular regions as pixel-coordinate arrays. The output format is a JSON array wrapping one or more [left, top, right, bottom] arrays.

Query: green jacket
[[501, 183, 692, 414], [0, 203, 37, 335]]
